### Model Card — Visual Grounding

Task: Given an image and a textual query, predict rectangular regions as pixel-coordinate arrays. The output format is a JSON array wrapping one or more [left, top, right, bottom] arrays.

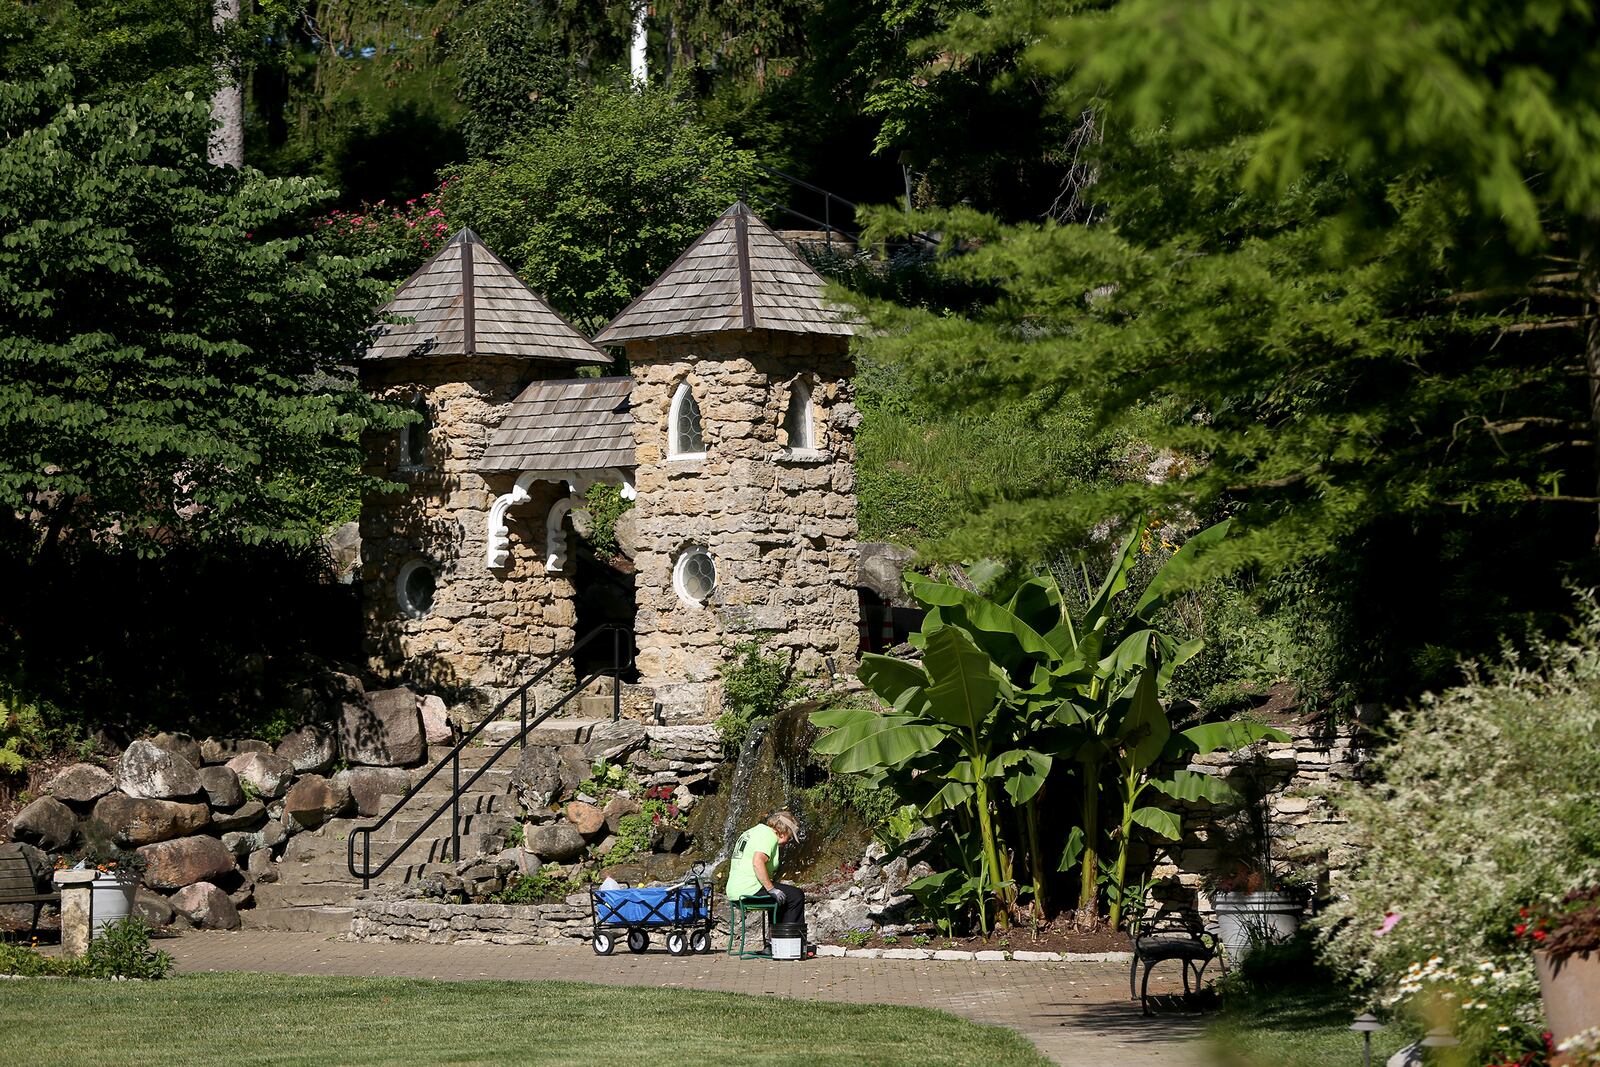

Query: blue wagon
[[589, 865, 715, 956]]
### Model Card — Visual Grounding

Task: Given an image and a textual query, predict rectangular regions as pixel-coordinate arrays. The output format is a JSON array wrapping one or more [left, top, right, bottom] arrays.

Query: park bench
[[0, 843, 60, 941], [1128, 900, 1221, 1015]]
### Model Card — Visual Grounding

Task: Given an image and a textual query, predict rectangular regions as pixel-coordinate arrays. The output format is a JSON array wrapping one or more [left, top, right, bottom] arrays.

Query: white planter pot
[[1212, 890, 1302, 963], [89, 874, 136, 940]]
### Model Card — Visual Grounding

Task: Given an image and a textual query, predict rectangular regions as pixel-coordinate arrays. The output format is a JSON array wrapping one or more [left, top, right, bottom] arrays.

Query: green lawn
[[1207, 982, 1418, 1067], [0, 971, 1047, 1067]]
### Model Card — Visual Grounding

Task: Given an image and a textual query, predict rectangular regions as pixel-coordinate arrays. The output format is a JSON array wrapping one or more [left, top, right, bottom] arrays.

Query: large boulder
[[199, 737, 271, 765], [133, 888, 177, 928], [340, 688, 424, 767], [808, 893, 876, 943], [209, 799, 267, 833], [146, 732, 203, 769], [170, 881, 240, 930], [226, 752, 294, 799], [418, 696, 452, 746], [282, 774, 351, 829], [91, 794, 210, 847], [7, 797, 76, 851], [197, 765, 244, 810], [525, 822, 587, 862], [511, 745, 590, 813], [43, 763, 115, 807], [117, 739, 202, 801], [335, 767, 413, 817], [275, 725, 337, 775], [564, 801, 605, 838], [138, 834, 236, 890]]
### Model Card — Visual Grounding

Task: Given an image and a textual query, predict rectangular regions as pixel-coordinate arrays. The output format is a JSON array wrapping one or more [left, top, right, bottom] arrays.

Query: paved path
[[163, 931, 1218, 1066]]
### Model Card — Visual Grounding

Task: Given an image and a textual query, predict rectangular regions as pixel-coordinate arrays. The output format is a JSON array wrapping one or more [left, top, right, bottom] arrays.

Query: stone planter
[[1212, 890, 1303, 963], [1536, 949, 1600, 1056]]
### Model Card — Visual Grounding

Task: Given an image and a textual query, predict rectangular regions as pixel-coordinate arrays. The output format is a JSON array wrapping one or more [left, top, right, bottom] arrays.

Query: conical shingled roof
[[365, 229, 608, 364], [592, 202, 855, 345]]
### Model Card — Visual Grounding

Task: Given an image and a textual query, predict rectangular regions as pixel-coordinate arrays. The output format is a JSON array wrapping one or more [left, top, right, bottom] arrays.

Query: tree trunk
[[629, 2, 648, 86], [1024, 795, 1048, 919], [1075, 757, 1101, 921], [209, 0, 243, 167], [972, 775, 1001, 935]]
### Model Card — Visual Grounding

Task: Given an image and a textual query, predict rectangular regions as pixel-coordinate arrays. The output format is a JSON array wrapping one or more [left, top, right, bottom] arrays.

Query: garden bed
[[821, 923, 1128, 955]]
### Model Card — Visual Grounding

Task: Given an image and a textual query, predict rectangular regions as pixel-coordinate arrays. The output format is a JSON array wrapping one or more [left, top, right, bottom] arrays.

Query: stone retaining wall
[[349, 899, 591, 945]]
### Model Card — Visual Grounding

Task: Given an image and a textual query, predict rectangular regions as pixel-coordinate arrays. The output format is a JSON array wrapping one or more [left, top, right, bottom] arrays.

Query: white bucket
[[771, 936, 804, 960], [89, 875, 136, 939]]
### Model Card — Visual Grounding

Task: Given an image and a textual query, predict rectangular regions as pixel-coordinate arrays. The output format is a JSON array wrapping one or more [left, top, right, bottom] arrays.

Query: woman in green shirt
[[725, 811, 804, 925]]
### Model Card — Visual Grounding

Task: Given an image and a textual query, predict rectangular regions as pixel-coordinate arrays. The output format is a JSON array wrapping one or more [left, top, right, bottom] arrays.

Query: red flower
[[1515, 923, 1528, 937], [1532, 929, 1547, 941]]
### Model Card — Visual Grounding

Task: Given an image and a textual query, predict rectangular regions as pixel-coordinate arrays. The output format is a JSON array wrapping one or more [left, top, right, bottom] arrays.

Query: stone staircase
[[244, 715, 616, 933]]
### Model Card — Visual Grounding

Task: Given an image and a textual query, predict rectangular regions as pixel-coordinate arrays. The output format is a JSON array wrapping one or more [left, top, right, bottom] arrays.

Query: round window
[[673, 547, 717, 604], [396, 559, 436, 618]]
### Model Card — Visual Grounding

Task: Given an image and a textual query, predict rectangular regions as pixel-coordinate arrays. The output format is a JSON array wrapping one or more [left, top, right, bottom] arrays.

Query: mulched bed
[[824, 921, 1129, 954]]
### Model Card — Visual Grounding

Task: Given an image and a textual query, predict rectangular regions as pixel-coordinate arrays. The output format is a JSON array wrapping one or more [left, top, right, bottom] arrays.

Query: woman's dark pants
[[753, 882, 806, 926]]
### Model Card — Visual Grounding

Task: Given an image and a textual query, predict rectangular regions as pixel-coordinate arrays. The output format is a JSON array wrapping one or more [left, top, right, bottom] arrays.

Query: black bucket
[[772, 922, 806, 960]]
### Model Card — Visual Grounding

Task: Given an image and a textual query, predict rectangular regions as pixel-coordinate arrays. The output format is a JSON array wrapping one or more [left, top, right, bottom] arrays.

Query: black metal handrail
[[347, 624, 633, 888], [751, 164, 941, 249]]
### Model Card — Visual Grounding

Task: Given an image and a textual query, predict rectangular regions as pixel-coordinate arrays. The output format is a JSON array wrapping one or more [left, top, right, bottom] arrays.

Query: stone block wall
[[360, 357, 578, 709], [624, 332, 861, 720]]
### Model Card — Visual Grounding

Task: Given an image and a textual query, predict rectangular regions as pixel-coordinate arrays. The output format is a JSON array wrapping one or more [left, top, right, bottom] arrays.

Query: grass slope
[[0, 971, 1047, 1067], [1207, 982, 1418, 1067]]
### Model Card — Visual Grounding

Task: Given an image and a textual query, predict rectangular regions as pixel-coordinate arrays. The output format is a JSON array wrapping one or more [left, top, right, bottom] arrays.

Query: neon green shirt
[[726, 823, 780, 900]]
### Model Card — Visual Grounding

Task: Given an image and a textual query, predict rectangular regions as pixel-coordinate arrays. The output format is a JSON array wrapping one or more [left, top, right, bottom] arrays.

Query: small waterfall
[[711, 718, 772, 866]]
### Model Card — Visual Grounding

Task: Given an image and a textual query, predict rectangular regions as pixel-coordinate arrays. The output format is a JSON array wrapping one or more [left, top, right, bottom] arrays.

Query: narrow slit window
[[782, 380, 813, 451], [670, 382, 705, 457], [402, 395, 430, 467]]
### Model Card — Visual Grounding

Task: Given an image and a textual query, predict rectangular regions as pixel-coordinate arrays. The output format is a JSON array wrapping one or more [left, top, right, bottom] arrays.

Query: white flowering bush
[[1315, 604, 1600, 1060], [1383, 956, 1545, 1064], [1558, 1028, 1600, 1066]]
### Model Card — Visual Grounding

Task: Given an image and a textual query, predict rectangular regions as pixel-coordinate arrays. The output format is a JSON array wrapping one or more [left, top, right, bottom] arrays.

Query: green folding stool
[[726, 896, 778, 959]]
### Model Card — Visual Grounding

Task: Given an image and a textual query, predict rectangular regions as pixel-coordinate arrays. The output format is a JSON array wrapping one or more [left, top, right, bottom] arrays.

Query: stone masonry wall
[[361, 357, 577, 709], [624, 331, 860, 720]]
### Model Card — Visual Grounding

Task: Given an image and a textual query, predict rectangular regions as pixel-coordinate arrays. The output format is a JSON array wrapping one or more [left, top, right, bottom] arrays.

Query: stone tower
[[593, 203, 860, 718], [359, 229, 612, 702]]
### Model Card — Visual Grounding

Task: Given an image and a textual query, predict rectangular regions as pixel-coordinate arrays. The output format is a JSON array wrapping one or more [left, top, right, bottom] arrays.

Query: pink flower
[[1376, 912, 1401, 936]]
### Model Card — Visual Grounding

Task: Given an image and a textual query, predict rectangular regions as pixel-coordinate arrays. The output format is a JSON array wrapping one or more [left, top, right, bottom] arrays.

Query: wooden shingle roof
[[365, 229, 609, 365], [592, 202, 855, 345], [480, 377, 634, 473]]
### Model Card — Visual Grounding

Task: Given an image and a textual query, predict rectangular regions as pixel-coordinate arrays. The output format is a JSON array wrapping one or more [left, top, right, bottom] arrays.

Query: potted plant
[[1521, 882, 1600, 1058], [54, 840, 144, 940], [1206, 778, 1308, 963]]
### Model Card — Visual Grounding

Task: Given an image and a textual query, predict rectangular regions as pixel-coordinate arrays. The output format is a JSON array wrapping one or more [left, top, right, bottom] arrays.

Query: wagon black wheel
[[593, 932, 615, 956], [667, 932, 688, 956], [690, 930, 710, 953], [627, 929, 649, 953]]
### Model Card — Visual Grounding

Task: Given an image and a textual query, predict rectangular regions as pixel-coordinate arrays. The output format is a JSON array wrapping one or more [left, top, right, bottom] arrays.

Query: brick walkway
[[163, 931, 1218, 1066]]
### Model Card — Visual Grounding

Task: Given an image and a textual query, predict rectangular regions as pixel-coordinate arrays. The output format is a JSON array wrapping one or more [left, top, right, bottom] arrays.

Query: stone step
[[242, 905, 354, 933], [480, 718, 609, 747], [253, 882, 356, 909]]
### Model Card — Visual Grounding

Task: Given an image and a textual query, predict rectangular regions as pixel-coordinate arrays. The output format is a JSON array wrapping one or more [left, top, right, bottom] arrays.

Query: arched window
[[782, 379, 814, 451], [669, 381, 705, 458], [401, 395, 430, 467]]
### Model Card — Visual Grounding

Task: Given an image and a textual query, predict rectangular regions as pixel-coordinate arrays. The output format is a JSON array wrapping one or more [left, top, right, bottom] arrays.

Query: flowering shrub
[[315, 185, 456, 282], [1316, 607, 1600, 991], [1557, 1028, 1600, 1066], [1382, 955, 1546, 1065]]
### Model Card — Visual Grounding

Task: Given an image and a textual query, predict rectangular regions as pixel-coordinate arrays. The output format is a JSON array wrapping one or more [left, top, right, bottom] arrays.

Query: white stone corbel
[[485, 484, 530, 569], [546, 497, 575, 573]]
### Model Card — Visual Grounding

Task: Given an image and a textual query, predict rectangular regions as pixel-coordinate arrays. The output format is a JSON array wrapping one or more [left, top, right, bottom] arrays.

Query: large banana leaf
[[922, 625, 1011, 732], [999, 749, 1052, 805], [907, 574, 1059, 666], [1134, 519, 1233, 621], [810, 706, 895, 755], [1130, 805, 1183, 840], [1169, 720, 1291, 758], [922, 778, 976, 816], [1008, 576, 1075, 654], [1083, 524, 1142, 633], [1099, 627, 1157, 678], [1056, 825, 1085, 873], [858, 653, 931, 713], [1149, 769, 1240, 805], [1156, 637, 1205, 689], [824, 715, 948, 773], [1117, 667, 1171, 771]]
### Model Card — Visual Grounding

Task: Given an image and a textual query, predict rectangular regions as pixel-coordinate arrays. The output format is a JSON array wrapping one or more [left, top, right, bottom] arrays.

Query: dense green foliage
[[0, 69, 407, 564], [0, 971, 1051, 1066], [714, 640, 804, 755], [443, 87, 760, 329]]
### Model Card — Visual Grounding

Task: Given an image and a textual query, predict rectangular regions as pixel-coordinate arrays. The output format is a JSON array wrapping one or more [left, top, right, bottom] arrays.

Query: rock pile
[[2, 678, 458, 932]]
